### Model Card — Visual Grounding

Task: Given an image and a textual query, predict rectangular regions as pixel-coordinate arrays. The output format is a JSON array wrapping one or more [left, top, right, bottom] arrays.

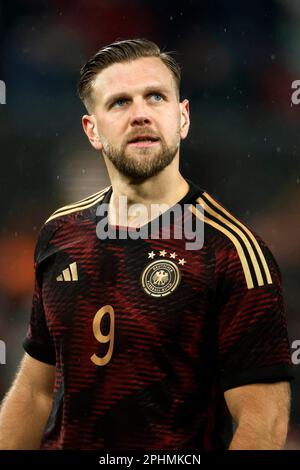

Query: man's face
[[83, 57, 189, 180]]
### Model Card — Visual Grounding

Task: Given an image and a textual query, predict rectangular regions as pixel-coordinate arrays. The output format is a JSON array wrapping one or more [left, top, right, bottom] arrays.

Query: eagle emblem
[[141, 260, 181, 297], [152, 270, 169, 286]]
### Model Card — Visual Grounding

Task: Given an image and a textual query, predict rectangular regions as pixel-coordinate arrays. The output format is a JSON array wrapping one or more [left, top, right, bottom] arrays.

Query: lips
[[128, 139, 160, 148], [128, 135, 159, 143]]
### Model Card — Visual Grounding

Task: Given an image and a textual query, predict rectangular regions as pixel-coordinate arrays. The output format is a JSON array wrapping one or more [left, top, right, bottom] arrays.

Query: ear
[[179, 99, 190, 140], [82, 114, 103, 151]]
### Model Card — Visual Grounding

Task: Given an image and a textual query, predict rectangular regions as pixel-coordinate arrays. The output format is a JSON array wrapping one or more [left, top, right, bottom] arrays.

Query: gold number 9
[[90, 305, 115, 366]]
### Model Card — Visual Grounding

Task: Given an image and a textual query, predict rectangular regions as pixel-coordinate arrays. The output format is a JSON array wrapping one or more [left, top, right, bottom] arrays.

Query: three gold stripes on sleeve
[[45, 186, 110, 224], [189, 192, 272, 289]]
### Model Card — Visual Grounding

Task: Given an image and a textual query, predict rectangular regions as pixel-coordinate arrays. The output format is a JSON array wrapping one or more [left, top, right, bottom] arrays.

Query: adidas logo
[[56, 262, 78, 282]]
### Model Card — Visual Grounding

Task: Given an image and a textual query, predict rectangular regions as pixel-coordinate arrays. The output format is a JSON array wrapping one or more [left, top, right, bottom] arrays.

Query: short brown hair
[[77, 38, 181, 111]]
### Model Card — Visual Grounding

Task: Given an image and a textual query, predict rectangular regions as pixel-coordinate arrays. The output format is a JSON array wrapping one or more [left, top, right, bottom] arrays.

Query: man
[[0, 39, 293, 450]]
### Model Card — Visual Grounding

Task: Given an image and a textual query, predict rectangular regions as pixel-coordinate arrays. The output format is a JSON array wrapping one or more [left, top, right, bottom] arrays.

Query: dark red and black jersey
[[23, 180, 293, 450]]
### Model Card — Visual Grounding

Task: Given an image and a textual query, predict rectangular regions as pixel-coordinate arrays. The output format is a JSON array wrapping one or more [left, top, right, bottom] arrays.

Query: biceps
[[224, 381, 291, 424], [15, 353, 55, 398]]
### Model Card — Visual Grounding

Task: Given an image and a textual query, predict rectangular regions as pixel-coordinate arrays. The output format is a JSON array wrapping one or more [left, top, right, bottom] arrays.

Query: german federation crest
[[141, 256, 182, 298]]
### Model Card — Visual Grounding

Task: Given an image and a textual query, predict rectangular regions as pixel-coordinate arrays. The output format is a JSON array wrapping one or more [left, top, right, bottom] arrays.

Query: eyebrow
[[103, 85, 170, 109]]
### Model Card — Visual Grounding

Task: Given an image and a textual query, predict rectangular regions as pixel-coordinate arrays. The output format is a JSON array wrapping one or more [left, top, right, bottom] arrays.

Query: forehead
[[92, 57, 176, 102]]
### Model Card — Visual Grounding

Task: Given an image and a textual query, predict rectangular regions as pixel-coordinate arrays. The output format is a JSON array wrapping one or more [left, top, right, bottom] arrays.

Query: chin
[[125, 153, 159, 164]]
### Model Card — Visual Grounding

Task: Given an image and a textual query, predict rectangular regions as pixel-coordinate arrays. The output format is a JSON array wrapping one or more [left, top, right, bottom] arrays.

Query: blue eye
[[113, 99, 127, 108], [152, 94, 163, 102]]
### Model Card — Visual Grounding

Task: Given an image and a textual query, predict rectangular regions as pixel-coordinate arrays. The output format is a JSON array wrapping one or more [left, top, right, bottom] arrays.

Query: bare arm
[[225, 381, 291, 450], [0, 353, 55, 449]]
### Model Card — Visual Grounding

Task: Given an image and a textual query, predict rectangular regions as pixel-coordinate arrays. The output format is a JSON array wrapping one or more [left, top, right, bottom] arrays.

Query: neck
[[105, 156, 189, 227]]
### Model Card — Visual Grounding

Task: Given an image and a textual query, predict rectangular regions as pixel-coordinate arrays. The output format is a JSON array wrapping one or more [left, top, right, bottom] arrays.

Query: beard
[[101, 131, 180, 181]]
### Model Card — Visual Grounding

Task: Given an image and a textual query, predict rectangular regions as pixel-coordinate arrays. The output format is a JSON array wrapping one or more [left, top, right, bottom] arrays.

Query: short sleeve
[[216, 237, 293, 391], [23, 228, 56, 365]]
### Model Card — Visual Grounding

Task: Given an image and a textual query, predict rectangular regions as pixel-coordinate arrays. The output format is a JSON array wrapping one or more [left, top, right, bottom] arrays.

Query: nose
[[129, 99, 152, 127]]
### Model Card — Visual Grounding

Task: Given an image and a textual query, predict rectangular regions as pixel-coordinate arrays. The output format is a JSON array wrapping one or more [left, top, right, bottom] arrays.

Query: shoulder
[[34, 186, 111, 264], [44, 186, 111, 224], [190, 190, 277, 290]]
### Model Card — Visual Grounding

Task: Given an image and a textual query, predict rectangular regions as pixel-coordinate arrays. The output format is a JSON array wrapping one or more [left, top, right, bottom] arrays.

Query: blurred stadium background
[[0, 0, 299, 448]]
